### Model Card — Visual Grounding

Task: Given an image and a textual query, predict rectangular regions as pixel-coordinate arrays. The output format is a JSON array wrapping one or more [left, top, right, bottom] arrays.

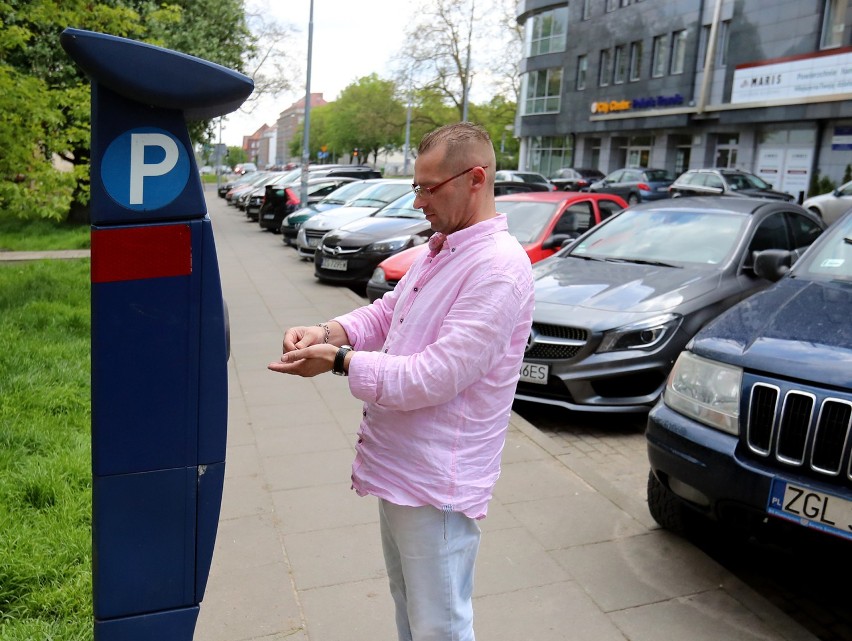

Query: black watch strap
[[333, 345, 353, 376]]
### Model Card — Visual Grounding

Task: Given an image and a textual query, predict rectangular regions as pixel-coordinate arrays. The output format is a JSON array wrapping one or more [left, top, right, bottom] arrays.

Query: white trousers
[[378, 499, 481, 641]]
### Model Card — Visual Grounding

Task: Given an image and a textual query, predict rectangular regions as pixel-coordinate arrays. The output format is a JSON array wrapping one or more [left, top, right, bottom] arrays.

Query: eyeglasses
[[412, 165, 487, 198]]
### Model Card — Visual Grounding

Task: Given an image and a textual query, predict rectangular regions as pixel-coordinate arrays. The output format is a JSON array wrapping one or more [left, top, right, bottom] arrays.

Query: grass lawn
[[0, 217, 90, 252], [0, 259, 92, 640]]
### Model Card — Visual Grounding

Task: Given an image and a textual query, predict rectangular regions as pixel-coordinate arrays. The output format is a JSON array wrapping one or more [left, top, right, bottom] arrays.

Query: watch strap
[[333, 345, 352, 376]]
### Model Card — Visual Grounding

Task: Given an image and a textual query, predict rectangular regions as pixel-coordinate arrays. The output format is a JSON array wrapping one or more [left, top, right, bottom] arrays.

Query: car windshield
[[374, 193, 422, 218], [643, 169, 673, 182], [568, 208, 746, 265], [349, 183, 410, 207], [516, 173, 548, 184], [792, 214, 852, 283], [320, 180, 371, 204], [498, 201, 559, 243]]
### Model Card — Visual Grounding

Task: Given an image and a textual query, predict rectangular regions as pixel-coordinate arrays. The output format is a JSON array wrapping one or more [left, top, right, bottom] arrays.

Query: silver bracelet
[[316, 322, 330, 344]]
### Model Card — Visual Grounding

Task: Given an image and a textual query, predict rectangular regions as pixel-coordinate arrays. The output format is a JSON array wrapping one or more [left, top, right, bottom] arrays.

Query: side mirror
[[753, 248, 798, 282], [833, 188, 842, 197], [542, 233, 574, 250]]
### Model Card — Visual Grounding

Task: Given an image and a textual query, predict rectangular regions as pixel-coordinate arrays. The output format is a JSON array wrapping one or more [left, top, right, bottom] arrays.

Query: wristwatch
[[332, 345, 353, 376]]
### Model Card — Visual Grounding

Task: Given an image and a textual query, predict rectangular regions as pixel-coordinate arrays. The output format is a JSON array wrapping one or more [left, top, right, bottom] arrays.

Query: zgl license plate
[[768, 479, 852, 542], [519, 362, 548, 385], [321, 257, 348, 271], [307, 237, 321, 248]]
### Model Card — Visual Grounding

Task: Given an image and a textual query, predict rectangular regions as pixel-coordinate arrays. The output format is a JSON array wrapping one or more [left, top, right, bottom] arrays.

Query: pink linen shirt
[[333, 214, 534, 519]]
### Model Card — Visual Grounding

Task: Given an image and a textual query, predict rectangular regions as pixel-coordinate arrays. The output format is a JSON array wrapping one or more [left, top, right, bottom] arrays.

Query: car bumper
[[515, 349, 674, 412], [259, 211, 283, 230], [641, 190, 672, 201], [646, 401, 852, 533], [314, 251, 397, 285], [365, 280, 394, 302]]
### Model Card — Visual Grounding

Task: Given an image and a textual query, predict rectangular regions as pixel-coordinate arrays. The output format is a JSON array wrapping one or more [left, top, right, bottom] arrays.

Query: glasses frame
[[412, 165, 488, 198]]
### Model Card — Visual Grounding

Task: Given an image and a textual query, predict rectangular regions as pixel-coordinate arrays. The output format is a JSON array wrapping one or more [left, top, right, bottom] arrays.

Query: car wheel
[[627, 193, 641, 205], [671, 191, 682, 198], [647, 470, 689, 535]]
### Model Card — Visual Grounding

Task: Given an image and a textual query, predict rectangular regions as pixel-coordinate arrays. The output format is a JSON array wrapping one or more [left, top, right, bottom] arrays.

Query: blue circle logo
[[101, 127, 190, 211]]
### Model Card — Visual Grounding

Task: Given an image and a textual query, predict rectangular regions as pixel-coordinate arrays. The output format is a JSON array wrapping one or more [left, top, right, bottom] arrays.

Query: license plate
[[321, 257, 348, 271], [262, 213, 275, 219], [307, 237, 321, 248], [657, 187, 668, 192], [767, 479, 852, 542], [519, 362, 548, 384]]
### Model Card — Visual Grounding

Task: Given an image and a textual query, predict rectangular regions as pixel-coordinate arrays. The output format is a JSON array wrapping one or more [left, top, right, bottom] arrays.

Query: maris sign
[[101, 127, 191, 211]]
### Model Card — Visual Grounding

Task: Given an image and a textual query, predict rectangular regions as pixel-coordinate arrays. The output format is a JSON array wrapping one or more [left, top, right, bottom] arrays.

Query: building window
[[652, 34, 669, 77], [822, 0, 848, 48], [715, 134, 739, 168], [582, 0, 592, 20], [526, 135, 573, 175], [576, 55, 588, 90], [629, 40, 643, 81], [670, 30, 687, 74], [613, 45, 627, 84], [525, 7, 569, 57], [599, 49, 612, 86], [521, 68, 563, 115], [717, 20, 731, 66]]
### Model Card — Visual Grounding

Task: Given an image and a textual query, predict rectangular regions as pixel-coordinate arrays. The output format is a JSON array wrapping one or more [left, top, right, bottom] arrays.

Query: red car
[[365, 191, 628, 301]]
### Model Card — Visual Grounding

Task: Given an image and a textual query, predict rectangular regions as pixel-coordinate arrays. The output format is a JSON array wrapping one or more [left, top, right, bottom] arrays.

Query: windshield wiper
[[604, 257, 682, 268], [569, 254, 607, 261]]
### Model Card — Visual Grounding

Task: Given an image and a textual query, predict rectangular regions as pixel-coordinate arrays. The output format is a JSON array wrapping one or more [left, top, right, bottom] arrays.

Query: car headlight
[[366, 236, 409, 253], [370, 267, 387, 285], [663, 351, 742, 435], [597, 314, 681, 352]]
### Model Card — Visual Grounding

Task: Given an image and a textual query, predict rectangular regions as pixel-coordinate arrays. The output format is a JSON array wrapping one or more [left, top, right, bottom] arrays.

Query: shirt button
[[413, 287, 418, 291], [451, 248, 456, 252], [399, 318, 404, 323], [383, 348, 388, 353]]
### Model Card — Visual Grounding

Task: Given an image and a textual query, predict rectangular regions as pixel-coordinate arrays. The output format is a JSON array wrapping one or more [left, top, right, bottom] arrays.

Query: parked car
[[237, 172, 288, 218], [233, 162, 257, 175], [549, 167, 605, 191], [802, 179, 852, 226], [587, 168, 674, 204], [314, 192, 428, 286], [645, 209, 852, 544], [279, 179, 381, 245], [515, 197, 825, 413], [296, 180, 412, 258], [225, 171, 271, 206], [669, 168, 795, 202], [258, 176, 357, 232], [365, 192, 627, 301], [220, 170, 266, 200], [494, 170, 557, 191]]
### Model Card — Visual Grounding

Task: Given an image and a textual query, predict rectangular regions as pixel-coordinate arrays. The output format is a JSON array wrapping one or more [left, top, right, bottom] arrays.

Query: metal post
[[300, 0, 314, 205]]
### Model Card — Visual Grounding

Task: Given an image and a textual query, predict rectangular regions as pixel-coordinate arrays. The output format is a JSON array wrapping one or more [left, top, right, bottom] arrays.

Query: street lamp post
[[300, 0, 314, 205]]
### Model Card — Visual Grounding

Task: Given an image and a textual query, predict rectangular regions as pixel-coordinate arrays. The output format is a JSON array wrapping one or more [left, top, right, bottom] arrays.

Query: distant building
[[275, 93, 327, 166], [515, 0, 852, 201], [242, 123, 276, 169]]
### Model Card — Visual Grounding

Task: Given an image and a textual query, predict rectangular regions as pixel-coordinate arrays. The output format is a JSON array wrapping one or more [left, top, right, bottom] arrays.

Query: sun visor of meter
[[59, 28, 254, 121]]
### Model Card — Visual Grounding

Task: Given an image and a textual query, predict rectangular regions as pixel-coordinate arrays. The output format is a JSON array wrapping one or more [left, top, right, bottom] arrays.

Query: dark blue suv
[[646, 211, 852, 543]]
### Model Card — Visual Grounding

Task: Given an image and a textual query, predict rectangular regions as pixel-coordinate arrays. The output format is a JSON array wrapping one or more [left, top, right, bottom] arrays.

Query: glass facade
[[526, 136, 573, 175], [525, 7, 569, 57], [521, 68, 563, 115]]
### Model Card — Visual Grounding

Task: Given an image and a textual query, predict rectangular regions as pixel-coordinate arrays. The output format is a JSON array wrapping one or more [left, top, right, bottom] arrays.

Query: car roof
[[630, 195, 808, 216], [495, 191, 621, 203]]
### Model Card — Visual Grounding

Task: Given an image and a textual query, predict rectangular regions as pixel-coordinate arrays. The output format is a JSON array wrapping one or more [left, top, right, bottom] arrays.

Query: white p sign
[[129, 133, 180, 205]]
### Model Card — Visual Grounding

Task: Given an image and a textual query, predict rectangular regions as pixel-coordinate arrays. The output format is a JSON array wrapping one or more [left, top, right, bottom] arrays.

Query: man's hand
[[268, 344, 337, 377], [282, 325, 326, 353]]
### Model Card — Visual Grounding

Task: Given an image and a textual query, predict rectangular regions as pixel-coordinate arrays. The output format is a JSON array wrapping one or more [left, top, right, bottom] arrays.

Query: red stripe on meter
[[91, 225, 192, 283]]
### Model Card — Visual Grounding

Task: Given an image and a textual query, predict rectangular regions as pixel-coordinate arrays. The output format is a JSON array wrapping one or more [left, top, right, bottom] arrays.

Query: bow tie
[[427, 232, 447, 258]]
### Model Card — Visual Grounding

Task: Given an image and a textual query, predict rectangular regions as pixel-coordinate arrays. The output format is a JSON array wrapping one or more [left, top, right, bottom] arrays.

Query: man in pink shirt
[[269, 122, 534, 641]]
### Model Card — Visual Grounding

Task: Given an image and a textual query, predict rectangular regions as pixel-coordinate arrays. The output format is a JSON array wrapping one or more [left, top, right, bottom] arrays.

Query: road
[[210, 187, 851, 641]]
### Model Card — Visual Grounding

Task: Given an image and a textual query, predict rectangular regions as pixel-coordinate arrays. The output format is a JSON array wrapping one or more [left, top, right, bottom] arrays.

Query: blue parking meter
[[60, 28, 253, 641]]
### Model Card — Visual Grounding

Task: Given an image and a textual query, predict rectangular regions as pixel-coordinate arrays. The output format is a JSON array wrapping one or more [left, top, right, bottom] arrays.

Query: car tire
[[628, 193, 641, 205], [647, 470, 689, 535]]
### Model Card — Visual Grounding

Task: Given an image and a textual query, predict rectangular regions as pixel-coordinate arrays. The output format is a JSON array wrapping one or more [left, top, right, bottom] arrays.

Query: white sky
[[219, 0, 416, 147]]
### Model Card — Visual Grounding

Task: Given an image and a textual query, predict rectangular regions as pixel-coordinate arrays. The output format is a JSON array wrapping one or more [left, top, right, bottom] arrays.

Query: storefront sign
[[831, 126, 852, 150], [591, 93, 684, 114], [731, 48, 852, 103]]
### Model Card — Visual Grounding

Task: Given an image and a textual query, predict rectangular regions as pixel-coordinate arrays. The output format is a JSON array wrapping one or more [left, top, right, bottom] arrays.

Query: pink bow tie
[[427, 232, 446, 258]]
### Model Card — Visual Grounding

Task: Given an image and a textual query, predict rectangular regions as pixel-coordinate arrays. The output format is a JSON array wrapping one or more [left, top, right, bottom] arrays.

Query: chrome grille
[[525, 323, 587, 360], [745, 379, 852, 483]]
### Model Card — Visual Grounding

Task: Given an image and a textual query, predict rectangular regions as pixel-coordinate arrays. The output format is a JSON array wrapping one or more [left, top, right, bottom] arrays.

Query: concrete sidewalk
[[191, 190, 816, 641]]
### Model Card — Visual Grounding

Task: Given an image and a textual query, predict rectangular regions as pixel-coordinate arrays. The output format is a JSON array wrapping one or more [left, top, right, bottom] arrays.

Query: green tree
[[227, 145, 248, 167], [327, 74, 407, 165], [288, 103, 335, 163], [0, 0, 258, 222]]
